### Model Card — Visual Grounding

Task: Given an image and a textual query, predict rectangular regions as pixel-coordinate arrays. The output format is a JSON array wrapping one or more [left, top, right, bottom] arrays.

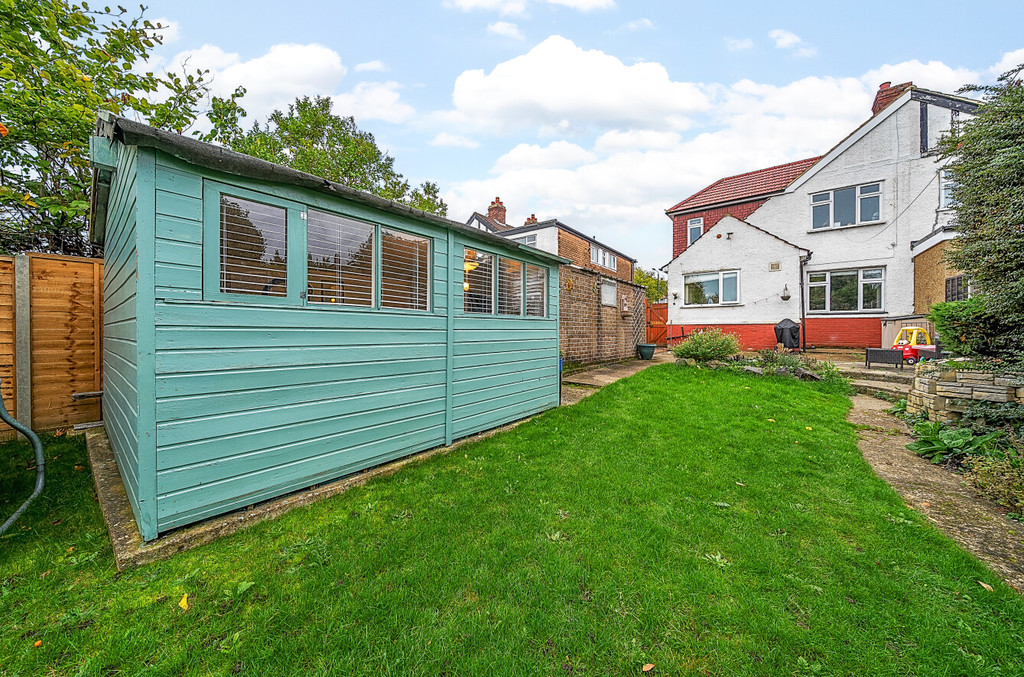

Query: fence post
[[13, 254, 31, 433]]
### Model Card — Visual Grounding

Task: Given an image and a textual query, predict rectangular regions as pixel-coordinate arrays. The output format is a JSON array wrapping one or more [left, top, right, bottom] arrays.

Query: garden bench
[[865, 348, 905, 369]]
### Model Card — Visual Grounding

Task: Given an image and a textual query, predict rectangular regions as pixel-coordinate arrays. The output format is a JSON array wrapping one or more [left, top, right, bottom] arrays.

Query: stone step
[[852, 378, 911, 399], [839, 366, 915, 385]]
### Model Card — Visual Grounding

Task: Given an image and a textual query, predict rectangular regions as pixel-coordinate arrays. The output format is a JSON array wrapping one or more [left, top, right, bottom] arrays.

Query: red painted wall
[[670, 200, 767, 259], [667, 316, 882, 350], [804, 317, 882, 348]]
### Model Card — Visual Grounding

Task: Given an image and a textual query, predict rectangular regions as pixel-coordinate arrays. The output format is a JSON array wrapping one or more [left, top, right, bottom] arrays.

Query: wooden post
[[13, 254, 31, 433]]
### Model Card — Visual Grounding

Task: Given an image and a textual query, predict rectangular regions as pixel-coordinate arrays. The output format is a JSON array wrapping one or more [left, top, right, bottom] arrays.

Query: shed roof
[[89, 113, 569, 266], [666, 156, 821, 214]]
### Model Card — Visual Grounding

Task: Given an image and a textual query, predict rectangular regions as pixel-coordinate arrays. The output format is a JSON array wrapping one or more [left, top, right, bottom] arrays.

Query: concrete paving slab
[[562, 350, 673, 388]]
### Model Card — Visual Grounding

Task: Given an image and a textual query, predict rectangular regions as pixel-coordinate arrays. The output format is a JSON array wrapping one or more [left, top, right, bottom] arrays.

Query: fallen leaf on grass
[[642, 664, 655, 673], [978, 580, 994, 592], [767, 418, 775, 422], [179, 594, 190, 610], [805, 427, 813, 431], [735, 482, 746, 487], [74, 465, 85, 472], [50, 518, 63, 525], [33, 640, 42, 648]]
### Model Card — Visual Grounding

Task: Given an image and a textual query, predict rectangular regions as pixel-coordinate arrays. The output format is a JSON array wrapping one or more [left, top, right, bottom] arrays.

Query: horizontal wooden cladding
[[155, 326, 446, 351], [155, 301, 447, 330], [156, 421, 445, 530], [156, 342, 447, 373], [157, 406, 446, 492], [452, 388, 558, 440]]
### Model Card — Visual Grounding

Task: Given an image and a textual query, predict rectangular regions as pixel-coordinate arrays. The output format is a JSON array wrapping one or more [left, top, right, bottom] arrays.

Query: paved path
[[849, 395, 1024, 591], [561, 350, 674, 405]]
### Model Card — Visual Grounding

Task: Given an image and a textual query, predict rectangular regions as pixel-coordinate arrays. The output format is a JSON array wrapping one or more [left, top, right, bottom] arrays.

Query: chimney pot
[[879, 81, 891, 90], [487, 197, 507, 225]]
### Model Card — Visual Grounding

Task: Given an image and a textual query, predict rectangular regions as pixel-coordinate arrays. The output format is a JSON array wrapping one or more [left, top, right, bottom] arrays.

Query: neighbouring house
[[88, 114, 566, 541], [467, 198, 646, 365], [663, 82, 977, 350]]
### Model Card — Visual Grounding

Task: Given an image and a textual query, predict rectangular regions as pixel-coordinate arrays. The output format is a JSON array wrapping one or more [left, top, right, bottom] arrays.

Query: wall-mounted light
[[463, 281, 470, 291], [672, 291, 679, 299], [781, 284, 791, 301]]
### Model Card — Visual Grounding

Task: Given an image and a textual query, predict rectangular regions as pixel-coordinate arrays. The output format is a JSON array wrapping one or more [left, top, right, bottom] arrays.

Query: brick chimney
[[488, 197, 506, 225], [524, 214, 538, 226], [872, 81, 913, 116]]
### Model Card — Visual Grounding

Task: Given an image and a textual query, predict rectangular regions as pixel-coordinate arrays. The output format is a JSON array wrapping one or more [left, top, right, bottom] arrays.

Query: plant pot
[[637, 344, 656, 360]]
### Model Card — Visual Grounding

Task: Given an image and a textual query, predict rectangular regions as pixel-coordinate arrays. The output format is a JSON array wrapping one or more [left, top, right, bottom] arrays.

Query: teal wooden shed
[[89, 113, 565, 541]]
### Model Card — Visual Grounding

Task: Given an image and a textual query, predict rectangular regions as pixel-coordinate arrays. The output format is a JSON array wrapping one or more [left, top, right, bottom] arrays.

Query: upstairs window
[[464, 249, 494, 314], [939, 169, 958, 209], [306, 210, 373, 306], [687, 217, 704, 246], [381, 229, 430, 310], [513, 234, 537, 247], [525, 264, 547, 317], [808, 268, 884, 312], [590, 244, 617, 271], [810, 183, 882, 229], [220, 195, 289, 297]]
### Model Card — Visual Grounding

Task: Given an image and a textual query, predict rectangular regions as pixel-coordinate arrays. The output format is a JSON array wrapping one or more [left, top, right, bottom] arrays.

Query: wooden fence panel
[[0, 257, 15, 436], [646, 301, 668, 345], [27, 254, 104, 430]]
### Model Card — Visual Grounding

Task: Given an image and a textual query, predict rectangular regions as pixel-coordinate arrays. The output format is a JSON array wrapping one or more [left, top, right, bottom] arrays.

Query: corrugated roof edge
[[91, 112, 570, 265]]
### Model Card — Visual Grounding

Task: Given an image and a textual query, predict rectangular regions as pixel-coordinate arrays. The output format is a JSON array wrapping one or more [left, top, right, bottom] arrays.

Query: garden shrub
[[961, 401, 1024, 441], [906, 420, 1002, 465], [929, 298, 1020, 360], [967, 436, 1024, 517], [671, 328, 739, 362]]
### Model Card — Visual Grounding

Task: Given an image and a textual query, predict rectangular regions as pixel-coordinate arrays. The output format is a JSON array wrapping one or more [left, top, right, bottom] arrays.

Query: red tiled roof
[[667, 156, 821, 213]]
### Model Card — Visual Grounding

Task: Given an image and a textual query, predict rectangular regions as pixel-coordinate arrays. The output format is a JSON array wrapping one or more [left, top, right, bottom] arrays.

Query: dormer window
[[810, 183, 882, 229], [590, 244, 617, 271]]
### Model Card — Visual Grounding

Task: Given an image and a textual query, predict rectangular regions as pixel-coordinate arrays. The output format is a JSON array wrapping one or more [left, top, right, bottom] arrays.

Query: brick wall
[[557, 229, 634, 283], [804, 317, 882, 348], [560, 266, 644, 365], [671, 323, 781, 351], [670, 200, 767, 259], [913, 240, 961, 314]]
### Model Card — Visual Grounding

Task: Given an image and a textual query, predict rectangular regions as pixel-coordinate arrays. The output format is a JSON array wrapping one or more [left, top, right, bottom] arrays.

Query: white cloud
[[169, 43, 347, 120], [430, 132, 480, 148], [150, 17, 180, 45], [450, 36, 709, 132], [443, 0, 527, 16], [594, 129, 681, 153], [768, 29, 816, 58], [724, 37, 753, 52], [547, 0, 615, 9], [619, 17, 653, 32], [861, 60, 978, 95], [492, 141, 596, 172], [990, 49, 1024, 78], [333, 81, 415, 124], [354, 60, 389, 73], [487, 21, 525, 40]]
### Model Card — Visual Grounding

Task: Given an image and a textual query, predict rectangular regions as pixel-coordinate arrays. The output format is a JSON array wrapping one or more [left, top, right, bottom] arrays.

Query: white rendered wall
[[666, 217, 804, 325]]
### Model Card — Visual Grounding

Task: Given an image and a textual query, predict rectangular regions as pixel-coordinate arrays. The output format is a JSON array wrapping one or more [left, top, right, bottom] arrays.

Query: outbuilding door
[[646, 301, 668, 345]]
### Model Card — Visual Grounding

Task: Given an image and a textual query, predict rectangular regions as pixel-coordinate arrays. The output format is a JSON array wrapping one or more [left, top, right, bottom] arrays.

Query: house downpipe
[[799, 252, 812, 352]]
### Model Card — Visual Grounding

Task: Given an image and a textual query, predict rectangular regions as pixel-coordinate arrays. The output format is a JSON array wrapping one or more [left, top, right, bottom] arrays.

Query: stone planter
[[906, 363, 1024, 422]]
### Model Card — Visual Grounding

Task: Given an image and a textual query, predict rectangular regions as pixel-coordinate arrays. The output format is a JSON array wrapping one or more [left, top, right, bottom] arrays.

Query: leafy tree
[[0, 1, 210, 256], [936, 64, 1024, 360], [634, 267, 667, 303], [226, 96, 447, 216]]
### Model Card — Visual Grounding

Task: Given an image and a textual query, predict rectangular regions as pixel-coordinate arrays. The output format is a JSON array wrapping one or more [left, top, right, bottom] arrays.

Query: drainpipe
[[0, 378, 45, 536], [799, 252, 812, 352]]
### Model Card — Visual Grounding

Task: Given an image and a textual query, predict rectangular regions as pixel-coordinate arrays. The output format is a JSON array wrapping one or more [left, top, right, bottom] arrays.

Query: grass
[[2, 365, 1024, 675]]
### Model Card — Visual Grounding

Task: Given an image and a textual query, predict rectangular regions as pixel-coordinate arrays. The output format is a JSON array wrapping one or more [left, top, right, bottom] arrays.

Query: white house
[[663, 82, 977, 349]]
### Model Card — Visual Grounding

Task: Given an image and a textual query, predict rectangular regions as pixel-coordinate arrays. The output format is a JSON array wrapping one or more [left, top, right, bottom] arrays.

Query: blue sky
[[142, 0, 1024, 270]]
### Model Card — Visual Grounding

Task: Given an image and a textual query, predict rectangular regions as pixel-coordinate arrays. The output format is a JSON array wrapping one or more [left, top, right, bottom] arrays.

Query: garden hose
[[0, 379, 45, 536]]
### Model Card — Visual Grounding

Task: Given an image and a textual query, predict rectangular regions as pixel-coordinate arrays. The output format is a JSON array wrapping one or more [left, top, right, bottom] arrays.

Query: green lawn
[[2, 365, 1023, 675]]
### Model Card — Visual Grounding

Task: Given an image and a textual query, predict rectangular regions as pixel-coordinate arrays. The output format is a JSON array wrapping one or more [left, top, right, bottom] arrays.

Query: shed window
[[381, 229, 430, 310], [464, 249, 493, 313], [526, 264, 547, 317], [601, 280, 617, 307], [498, 257, 523, 315], [220, 195, 288, 297], [306, 209, 373, 306]]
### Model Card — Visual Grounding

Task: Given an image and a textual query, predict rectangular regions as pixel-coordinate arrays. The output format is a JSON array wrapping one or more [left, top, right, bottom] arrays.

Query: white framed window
[[590, 244, 618, 271], [512, 234, 537, 247], [939, 169, 958, 209], [683, 271, 739, 306], [600, 279, 617, 307], [307, 209, 374, 306], [810, 183, 882, 229], [807, 268, 884, 312], [687, 217, 704, 246]]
